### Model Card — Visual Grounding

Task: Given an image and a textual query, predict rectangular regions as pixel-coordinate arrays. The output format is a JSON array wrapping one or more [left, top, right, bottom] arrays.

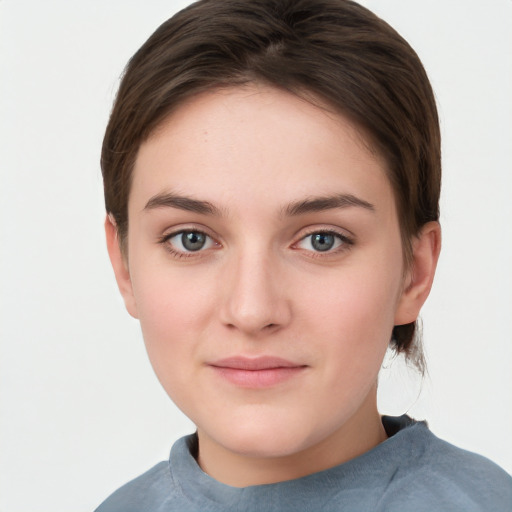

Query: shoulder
[[94, 461, 176, 512], [380, 420, 512, 512], [94, 434, 200, 512]]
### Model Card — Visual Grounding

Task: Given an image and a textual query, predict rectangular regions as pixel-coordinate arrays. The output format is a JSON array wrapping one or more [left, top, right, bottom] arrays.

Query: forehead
[[130, 85, 393, 215]]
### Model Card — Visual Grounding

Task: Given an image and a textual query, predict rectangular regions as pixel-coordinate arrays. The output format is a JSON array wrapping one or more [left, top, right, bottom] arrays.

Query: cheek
[[299, 263, 402, 336], [294, 258, 403, 383], [132, 256, 216, 324], [129, 263, 217, 378]]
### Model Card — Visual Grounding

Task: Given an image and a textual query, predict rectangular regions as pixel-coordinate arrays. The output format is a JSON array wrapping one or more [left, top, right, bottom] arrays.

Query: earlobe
[[105, 215, 139, 319], [394, 221, 441, 326]]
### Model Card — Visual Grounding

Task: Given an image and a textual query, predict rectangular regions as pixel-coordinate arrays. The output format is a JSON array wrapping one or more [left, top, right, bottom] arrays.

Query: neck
[[196, 387, 387, 487]]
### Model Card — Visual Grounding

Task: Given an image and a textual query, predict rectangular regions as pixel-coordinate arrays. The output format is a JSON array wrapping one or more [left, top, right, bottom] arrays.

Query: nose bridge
[[221, 242, 290, 335]]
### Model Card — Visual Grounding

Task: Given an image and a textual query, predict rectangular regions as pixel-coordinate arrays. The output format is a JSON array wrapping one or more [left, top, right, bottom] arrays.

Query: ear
[[105, 215, 139, 319], [394, 221, 441, 326]]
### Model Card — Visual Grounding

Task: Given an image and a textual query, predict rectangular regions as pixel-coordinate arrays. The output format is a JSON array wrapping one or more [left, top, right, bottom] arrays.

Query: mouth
[[207, 356, 308, 388]]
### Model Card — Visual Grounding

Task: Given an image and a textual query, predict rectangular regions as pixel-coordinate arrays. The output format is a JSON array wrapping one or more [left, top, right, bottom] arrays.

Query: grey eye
[[310, 233, 336, 252], [296, 231, 346, 253], [181, 232, 207, 251], [166, 230, 214, 253]]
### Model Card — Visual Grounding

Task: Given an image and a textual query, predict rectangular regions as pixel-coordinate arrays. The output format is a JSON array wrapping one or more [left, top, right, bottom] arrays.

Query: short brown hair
[[101, 0, 441, 367]]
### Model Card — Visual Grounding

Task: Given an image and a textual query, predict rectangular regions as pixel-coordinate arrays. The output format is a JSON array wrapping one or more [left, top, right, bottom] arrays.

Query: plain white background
[[1, 1, 511, 510]]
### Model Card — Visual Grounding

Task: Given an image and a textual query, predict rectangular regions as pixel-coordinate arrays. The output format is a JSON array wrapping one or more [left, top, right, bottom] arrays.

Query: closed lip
[[207, 356, 307, 388], [208, 356, 306, 370]]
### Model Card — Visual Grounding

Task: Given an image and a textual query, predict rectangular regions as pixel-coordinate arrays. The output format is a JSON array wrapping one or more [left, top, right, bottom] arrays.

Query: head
[[102, 0, 441, 367], [102, 0, 441, 482]]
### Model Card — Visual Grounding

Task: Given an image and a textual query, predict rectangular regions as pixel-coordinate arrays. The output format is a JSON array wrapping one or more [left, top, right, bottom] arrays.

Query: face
[[109, 85, 434, 481]]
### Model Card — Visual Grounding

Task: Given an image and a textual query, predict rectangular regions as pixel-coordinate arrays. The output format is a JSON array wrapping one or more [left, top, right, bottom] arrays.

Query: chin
[[202, 410, 329, 460]]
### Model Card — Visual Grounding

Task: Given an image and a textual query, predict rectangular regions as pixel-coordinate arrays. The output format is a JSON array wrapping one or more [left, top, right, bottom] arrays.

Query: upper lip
[[208, 356, 305, 370]]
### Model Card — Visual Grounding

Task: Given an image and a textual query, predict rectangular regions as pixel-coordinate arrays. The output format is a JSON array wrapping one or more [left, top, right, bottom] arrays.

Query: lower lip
[[210, 366, 306, 388]]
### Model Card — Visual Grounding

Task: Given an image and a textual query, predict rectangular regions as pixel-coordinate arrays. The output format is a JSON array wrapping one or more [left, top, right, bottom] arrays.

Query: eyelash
[[158, 229, 218, 259], [158, 228, 354, 259], [293, 229, 354, 257]]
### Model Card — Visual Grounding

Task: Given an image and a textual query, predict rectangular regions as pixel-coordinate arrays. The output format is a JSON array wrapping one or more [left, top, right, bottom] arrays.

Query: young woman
[[96, 0, 512, 510]]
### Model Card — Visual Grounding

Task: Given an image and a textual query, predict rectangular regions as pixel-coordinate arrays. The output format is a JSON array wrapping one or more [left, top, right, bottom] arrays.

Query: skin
[[106, 84, 440, 487]]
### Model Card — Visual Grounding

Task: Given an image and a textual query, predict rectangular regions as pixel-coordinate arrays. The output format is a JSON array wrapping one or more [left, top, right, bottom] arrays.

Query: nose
[[219, 249, 292, 336]]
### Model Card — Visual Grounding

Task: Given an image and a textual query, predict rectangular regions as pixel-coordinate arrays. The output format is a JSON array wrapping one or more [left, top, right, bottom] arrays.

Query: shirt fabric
[[95, 416, 512, 511]]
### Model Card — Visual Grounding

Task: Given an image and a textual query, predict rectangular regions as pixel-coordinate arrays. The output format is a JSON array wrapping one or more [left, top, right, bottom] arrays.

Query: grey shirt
[[95, 416, 512, 511]]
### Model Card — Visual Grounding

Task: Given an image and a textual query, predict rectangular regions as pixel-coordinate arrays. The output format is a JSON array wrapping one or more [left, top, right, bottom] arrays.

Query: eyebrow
[[144, 192, 222, 216], [143, 191, 375, 217], [284, 194, 375, 216]]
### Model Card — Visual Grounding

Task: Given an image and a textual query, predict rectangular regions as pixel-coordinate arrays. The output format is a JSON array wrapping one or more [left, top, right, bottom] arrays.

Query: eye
[[164, 230, 216, 253], [295, 231, 351, 253]]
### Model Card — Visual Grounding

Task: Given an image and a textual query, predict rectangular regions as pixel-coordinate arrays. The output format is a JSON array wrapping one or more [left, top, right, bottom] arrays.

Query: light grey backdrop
[[1, 1, 511, 511]]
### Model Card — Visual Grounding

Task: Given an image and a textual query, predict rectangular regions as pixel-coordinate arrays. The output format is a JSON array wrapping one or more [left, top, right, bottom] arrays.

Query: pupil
[[312, 233, 334, 252], [182, 232, 206, 251]]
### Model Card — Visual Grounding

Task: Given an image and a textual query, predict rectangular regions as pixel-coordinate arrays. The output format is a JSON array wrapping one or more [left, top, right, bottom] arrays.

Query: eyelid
[[158, 225, 221, 258], [157, 224, 353, 258], [159, 223, 219, 241], [294, 224, 354, 242], [291, 226, 355, 254]]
